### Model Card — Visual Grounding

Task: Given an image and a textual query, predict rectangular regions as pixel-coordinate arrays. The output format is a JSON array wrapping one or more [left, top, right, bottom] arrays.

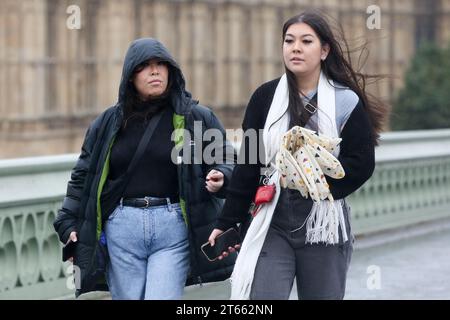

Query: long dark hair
[[282, 11, 388, 145]]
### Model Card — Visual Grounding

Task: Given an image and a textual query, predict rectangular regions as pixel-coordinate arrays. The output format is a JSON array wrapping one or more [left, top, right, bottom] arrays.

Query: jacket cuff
[[215, 220, 237, 232], [206, 167, 229, 199], [61, 226, 77, 244]]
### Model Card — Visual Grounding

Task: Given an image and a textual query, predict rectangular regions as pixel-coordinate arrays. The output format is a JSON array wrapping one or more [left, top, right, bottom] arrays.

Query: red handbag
[[250, 183, 276, 217]]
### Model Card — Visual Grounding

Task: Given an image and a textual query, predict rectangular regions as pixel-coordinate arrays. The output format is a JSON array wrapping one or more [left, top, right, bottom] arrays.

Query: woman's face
[[132, 58, 169, 100], [283, 22, 329, 77]]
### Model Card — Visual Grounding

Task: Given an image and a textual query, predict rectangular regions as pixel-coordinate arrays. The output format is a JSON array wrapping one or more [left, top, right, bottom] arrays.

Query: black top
[[215, 78, 375, 231], [107, 100, 178, 201], [54, 37, 237, 296]]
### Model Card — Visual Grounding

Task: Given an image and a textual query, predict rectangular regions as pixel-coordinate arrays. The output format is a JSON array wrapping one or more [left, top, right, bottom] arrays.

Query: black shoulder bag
[[79, 109, 167, 294], [100, 108, 167, 221]]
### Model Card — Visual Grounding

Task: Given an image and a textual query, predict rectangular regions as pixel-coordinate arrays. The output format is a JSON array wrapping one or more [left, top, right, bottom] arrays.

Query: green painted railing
[[348, 130, 450, 234], [1, 129, 450, 299], [0, 155, 78, 299]]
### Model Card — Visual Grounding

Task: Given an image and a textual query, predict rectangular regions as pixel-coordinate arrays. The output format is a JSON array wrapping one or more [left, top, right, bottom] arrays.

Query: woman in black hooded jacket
[[54, 38, 236, 299]]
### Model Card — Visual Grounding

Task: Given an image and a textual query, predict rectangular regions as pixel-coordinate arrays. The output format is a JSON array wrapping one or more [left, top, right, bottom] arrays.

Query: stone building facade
[[1, 0, 449, 158]]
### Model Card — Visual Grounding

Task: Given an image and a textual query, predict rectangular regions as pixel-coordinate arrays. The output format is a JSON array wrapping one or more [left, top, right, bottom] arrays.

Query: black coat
[[216, 77, 375, 231], [54, 38, 237, 297]]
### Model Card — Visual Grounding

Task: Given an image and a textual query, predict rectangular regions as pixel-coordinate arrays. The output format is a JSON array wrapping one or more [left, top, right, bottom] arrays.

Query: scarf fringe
[[231, 72, 348, 300], [305, 199, 348, 244]]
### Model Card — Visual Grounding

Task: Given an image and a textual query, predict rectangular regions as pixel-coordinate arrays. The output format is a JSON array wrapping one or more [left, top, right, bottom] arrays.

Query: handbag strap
[[120, 108, 167, 190], [260, 155, 278, 185], [260, 93, 319, 186]]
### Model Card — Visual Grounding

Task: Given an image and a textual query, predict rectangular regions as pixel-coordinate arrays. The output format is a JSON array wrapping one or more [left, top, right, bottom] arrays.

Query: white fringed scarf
[[230, 71, 348, 300]]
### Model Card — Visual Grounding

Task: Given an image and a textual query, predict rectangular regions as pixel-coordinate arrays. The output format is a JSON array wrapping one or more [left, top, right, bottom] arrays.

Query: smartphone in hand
[[201, 228, 241, 262]]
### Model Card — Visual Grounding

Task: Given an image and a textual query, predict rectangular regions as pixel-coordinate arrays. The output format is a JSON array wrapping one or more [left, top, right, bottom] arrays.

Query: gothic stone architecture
[[1, 0, 449, 158]]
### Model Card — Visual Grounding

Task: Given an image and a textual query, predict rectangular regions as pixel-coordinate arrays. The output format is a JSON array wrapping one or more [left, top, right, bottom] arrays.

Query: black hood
[[118, 38, 194, 115]]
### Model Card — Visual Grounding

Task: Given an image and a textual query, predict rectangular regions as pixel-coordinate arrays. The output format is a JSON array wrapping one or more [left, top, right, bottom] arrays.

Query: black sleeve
[[215, 89, 266, 231], [203, 108, 237, 199], [327, 100, 375, 199], [53, 116, 101, 244]]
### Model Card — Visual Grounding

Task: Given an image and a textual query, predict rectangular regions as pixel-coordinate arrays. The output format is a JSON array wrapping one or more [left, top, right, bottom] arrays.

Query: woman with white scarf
[[209, 11, 387, 300]]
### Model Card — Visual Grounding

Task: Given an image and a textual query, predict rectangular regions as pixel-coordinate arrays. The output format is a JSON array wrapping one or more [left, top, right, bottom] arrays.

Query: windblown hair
[[282, 10, 389, 145]]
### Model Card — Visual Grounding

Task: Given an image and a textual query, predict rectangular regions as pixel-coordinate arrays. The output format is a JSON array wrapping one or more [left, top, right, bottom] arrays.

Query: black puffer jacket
[[54, 38, 236, 297]]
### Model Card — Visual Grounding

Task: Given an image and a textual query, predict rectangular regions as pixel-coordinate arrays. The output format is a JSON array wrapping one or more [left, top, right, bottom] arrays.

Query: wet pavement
[[344, 228, 450, 300], [75, 219, 450, 300], [184, 220, 450, 300]]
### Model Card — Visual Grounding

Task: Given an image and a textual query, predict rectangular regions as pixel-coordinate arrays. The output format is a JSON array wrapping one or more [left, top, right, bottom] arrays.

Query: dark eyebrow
[[285, 33, 315, 38]]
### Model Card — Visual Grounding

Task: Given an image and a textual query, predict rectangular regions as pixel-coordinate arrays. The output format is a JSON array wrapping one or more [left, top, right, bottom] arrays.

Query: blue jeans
[[104, 202, 190, 300]]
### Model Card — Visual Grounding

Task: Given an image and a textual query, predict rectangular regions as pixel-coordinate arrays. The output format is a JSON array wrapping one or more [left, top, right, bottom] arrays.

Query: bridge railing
[[1, 129, 450, 299], [349, 129, 450, 234]]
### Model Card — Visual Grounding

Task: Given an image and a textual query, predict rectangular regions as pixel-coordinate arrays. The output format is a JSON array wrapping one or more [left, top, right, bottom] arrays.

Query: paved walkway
[[344, 227, 450, 299], [183, 220, 450, 300], [76, 219, 450, 300]]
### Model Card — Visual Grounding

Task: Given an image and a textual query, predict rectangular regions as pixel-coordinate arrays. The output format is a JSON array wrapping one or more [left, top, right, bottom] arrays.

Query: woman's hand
[[67, 231, 78, 262], [205, 169, 224, 193], [208, 228, 241, 260]]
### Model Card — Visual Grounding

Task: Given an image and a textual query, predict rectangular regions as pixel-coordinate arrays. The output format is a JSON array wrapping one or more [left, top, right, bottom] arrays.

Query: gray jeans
[[250, 188, 354, 300]]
